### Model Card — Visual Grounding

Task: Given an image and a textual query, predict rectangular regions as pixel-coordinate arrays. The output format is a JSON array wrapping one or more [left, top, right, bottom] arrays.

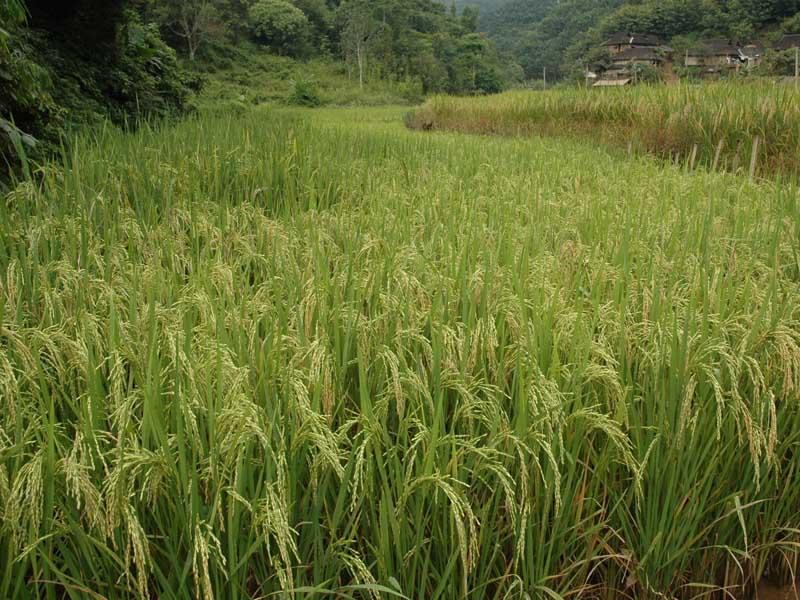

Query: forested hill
[[1, 0, 521, 178], [5, 0, 800, 176], [475, 0, 800, 80], [453, 0, 506, 12]]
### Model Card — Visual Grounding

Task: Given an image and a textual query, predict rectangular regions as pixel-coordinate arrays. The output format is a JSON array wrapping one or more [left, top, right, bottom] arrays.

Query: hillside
[[458, 0, 505, 11], [479, 0, 557, 55], [1, 0, 523, 180], [480, 0, 800, 80]]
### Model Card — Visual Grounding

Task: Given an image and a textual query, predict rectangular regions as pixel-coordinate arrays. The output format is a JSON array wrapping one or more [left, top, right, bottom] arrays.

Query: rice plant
[[0, 105, 798, 599], [410, 82, 800, 180]]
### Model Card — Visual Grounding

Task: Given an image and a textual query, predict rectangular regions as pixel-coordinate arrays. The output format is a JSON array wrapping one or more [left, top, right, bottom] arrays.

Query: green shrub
[[759, 48, 800, 77], [631, 62, 664, 84], [288, 76, 323, 107]]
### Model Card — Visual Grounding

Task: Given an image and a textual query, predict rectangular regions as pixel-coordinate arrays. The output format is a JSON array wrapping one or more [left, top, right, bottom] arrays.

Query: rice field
[[0, 105, 799, 599], [410, 83, 800, 180]]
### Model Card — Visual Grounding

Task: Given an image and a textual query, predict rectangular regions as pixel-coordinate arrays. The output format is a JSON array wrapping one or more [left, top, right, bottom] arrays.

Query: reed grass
[[0, 106, 798, 599], [410, 82, 800, 180]]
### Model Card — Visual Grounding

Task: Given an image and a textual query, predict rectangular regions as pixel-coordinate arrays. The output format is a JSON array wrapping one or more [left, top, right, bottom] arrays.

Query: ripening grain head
[[0, 105, 798, 600]]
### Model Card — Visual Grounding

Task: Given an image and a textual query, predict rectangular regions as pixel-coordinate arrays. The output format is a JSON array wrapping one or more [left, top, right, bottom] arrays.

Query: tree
[[216, 0, 251, 37], [25, 0, 126, 53], [729, 0, 800, 29], [339, 0, 385, 88], [600, 0, 706, 39], [2, 0, 195, 181], [460, 6, 480, 33], [247, 0, 310, 56], [442, 33, 507, 93], [151, 0, 221, 61], [760, 48, 800, 75], [293, 0, 334, 52]]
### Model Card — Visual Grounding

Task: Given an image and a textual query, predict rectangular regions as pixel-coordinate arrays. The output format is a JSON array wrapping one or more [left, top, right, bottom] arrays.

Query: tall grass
[[0, 106, 798, 599], [410, 82, 800, 179]]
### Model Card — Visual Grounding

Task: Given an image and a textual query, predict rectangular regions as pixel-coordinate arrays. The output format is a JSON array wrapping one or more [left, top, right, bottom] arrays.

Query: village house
[[604, 47, 664, 81], [594, 35, 672, 86], [774, 34, 800, 51], [611, 47, 663, 69], [603, 33, 661, 55], [685, 39, 743, 74], [592, 31, 794, 86]]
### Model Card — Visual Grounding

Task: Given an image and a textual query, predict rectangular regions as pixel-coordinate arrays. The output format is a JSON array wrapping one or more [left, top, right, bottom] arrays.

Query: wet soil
[[757, 582, 799, 600]]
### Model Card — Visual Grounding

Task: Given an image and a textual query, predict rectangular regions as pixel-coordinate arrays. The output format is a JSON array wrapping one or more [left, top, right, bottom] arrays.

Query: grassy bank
[[195, 46, 423, 110], [410, 82, 800, 180], [0, 106, 799, 599]]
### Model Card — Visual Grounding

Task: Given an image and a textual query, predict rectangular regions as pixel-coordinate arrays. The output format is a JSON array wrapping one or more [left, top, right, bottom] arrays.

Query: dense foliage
[[480, 0, 800, 81], [0, 0, 197, 181], [0, 0, 517, 179], [0, 0, 58, 173], [135, 0, 515, 94]]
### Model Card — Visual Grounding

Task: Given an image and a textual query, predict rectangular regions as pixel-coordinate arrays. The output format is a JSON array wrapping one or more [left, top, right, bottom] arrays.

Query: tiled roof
[[775, 34, 800, 50], [687, 39, 741, 57], [604, 33, 661, 47], [704, 39, 742, 55]]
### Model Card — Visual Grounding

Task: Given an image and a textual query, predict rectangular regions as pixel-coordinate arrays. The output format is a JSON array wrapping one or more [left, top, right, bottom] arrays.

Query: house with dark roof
[[602, 46, 668, 80], [685, 39, 743, 73], [603, 33, 661, 55], [609, 47, 664, 74], [593, 36, 673, 86], [774, 34, 800, 51]]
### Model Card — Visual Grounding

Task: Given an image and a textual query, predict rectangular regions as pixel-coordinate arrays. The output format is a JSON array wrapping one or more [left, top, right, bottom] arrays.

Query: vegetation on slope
[[411, 82, 800, 179], [480, 0, 800, 81], [196, 48, 424, 110], [136, 0, 517, 95], [0, 0, 199, 180], [0, 105, 798, 599], [1, 0, 520, 181]]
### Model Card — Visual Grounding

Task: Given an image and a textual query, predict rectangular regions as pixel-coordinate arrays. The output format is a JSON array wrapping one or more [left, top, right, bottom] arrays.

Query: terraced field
[[0, 106, 798, 599], [411, 83, 800, 180]]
